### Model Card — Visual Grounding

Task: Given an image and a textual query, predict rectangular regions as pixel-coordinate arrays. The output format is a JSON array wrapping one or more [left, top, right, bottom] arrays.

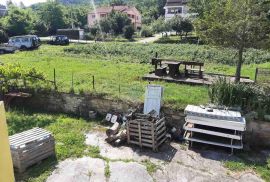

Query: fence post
[[254, 68, 258, 83], [118, 84, 121, 98], [155, 52, 158, 58], [54, 68, 57, 90], [92, 75, 95, 90], [71, 71, 74, 90]]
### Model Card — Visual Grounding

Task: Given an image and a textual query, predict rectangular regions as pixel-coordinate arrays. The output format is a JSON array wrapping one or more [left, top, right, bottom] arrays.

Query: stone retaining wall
[[10, 91, 270, 149]]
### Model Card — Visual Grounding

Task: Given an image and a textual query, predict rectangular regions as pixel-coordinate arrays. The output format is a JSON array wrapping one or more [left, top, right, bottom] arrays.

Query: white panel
[[143, 85, 163, 116]]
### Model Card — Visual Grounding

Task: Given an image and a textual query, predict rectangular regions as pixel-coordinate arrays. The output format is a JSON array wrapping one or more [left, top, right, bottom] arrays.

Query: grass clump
[[224, 153, 270, 182], [105, 162, 111, 178], [86, 145, 102, 159], [141, 159, 160, 175]]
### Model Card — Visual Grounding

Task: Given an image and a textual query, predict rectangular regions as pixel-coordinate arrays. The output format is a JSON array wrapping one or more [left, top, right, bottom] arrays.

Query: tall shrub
[[208, 78, 262, 111]]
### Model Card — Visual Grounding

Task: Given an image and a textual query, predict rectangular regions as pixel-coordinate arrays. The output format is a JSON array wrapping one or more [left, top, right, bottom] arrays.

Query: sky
[[0, 0, 46, 7]]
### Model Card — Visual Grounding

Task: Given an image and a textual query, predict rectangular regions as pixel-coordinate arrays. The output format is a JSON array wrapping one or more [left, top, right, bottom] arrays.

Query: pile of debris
[[105, 110, 167, 151], [105, 113, 127, 146]]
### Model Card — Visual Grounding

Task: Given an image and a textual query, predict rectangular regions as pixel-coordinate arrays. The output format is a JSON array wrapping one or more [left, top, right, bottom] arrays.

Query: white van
[[8, 35, 41, 50]]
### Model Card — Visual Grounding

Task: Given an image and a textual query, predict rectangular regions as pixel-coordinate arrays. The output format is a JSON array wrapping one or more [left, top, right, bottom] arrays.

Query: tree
[[66, 6, 89, 28], [1, 5, 33, 36], [181, 19, 193, 36], [36, 1, 68, 34], [110, 0, 126, 6], [99, 18, 112, 34], [168, 15, 183, 35], [193, 0, 270, 82], [123, 25, 135, 39], [151, 16, 171, 33], [110, 11, 131, 34]]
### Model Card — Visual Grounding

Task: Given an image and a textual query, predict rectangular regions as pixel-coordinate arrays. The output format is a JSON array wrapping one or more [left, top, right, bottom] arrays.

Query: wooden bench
[[183, 61, 204, 79], [9, 128, 55, 173]]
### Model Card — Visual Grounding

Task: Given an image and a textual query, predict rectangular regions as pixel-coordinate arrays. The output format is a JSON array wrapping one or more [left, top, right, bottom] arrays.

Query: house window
[[168, 7, 183, 14], [132, 15, 135, 18], [92, 15, 95, 19], [101, 14, 106, 18]]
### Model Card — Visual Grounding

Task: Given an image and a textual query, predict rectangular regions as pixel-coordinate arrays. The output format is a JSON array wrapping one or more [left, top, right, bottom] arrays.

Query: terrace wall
[[9, 91, 270, 149]]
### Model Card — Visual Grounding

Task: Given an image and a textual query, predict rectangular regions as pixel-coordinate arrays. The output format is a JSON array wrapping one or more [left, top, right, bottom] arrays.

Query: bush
[[209, 78, 269, 114], [0, 63, 51, 92], [140, 26, 153, 37], [123, 25, 135, 40]]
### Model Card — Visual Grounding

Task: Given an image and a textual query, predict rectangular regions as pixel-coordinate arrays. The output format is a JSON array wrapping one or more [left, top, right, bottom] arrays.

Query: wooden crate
[[127, 117, 167, 151], [9, 128, 55, 173]]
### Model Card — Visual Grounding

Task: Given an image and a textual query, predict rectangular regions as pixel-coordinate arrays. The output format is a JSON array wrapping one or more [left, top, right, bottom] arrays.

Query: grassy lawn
[[0, 44, 209, 109], [1, 43, 269, 109]]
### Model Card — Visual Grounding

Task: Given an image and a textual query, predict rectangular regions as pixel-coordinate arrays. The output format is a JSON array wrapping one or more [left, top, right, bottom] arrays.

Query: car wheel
[[20, 46, 27, 50]]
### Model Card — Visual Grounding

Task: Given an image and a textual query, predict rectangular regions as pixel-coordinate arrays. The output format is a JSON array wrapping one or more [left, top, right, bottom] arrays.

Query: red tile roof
[[89, 5, 141, 16]]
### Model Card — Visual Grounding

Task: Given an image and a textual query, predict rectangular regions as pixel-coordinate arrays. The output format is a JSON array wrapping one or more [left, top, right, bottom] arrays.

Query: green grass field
[[1, 43, 269, 109]]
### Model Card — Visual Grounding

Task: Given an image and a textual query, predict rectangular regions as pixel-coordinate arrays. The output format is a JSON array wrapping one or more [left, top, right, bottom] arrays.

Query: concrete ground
[[47, 131, 263, 182]]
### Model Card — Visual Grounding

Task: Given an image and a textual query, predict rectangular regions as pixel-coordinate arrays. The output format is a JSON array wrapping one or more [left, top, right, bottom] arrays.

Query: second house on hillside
[[164, 0, 189, 21], [87, 5, 142, 30]]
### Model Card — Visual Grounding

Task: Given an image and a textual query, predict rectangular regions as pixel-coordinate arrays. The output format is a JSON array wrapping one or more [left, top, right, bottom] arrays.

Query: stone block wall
[[9, 91, 270, 149]]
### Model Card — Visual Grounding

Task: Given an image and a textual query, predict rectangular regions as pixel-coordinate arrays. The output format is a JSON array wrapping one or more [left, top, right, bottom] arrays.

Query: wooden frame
[[127, 117, 166, 151]]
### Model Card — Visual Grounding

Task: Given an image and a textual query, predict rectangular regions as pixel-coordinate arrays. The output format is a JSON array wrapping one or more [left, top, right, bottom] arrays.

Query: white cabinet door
[[143, 85, 163, 117]]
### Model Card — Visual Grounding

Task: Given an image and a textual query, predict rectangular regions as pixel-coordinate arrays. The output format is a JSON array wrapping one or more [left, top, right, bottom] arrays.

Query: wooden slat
[[10, 128, 51, 147], [184, 134, 243, 149], [183, 122, 241, 140], [129, 132, 152, 139], [185, 116, 246, 131], [129, 140, 153, 148], [129, 128, 152, 135]]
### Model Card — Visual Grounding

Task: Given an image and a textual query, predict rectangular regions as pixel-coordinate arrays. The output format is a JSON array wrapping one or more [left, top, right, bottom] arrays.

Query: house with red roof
[[87, 5, 142, 30]]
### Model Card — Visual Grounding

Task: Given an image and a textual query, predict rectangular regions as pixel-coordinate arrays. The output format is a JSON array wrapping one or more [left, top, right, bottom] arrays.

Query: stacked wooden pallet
[[9, 127, 55, 173], [127, 112, 167, 151], [183, 105, 246, 153]]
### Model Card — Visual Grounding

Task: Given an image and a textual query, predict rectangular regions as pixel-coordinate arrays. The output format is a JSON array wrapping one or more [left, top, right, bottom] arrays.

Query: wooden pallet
[[127, 117, 167, 151], [9, 128, 55, 173]]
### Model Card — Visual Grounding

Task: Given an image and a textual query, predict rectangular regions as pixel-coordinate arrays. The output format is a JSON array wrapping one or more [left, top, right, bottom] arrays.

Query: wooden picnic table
[[163, 61, 181, 77], [151, 58, 204, 79]]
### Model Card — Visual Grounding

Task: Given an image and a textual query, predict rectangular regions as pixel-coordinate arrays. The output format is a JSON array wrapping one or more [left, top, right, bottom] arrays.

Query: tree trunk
[[235, 47, 243, 83]]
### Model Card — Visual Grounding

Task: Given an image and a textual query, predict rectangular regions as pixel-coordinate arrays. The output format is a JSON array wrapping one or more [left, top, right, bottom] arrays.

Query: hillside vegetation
[[64, 43, 270, 65]]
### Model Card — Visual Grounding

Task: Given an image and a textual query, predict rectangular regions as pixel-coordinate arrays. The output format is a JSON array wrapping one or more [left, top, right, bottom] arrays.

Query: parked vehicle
[[0, 44, 17, 54], [8, 35, 41, 50], [48, 35, 69, 46]]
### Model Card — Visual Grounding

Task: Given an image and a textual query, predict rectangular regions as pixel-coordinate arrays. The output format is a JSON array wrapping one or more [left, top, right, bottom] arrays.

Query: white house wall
[[164, 5, 189, 21]]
